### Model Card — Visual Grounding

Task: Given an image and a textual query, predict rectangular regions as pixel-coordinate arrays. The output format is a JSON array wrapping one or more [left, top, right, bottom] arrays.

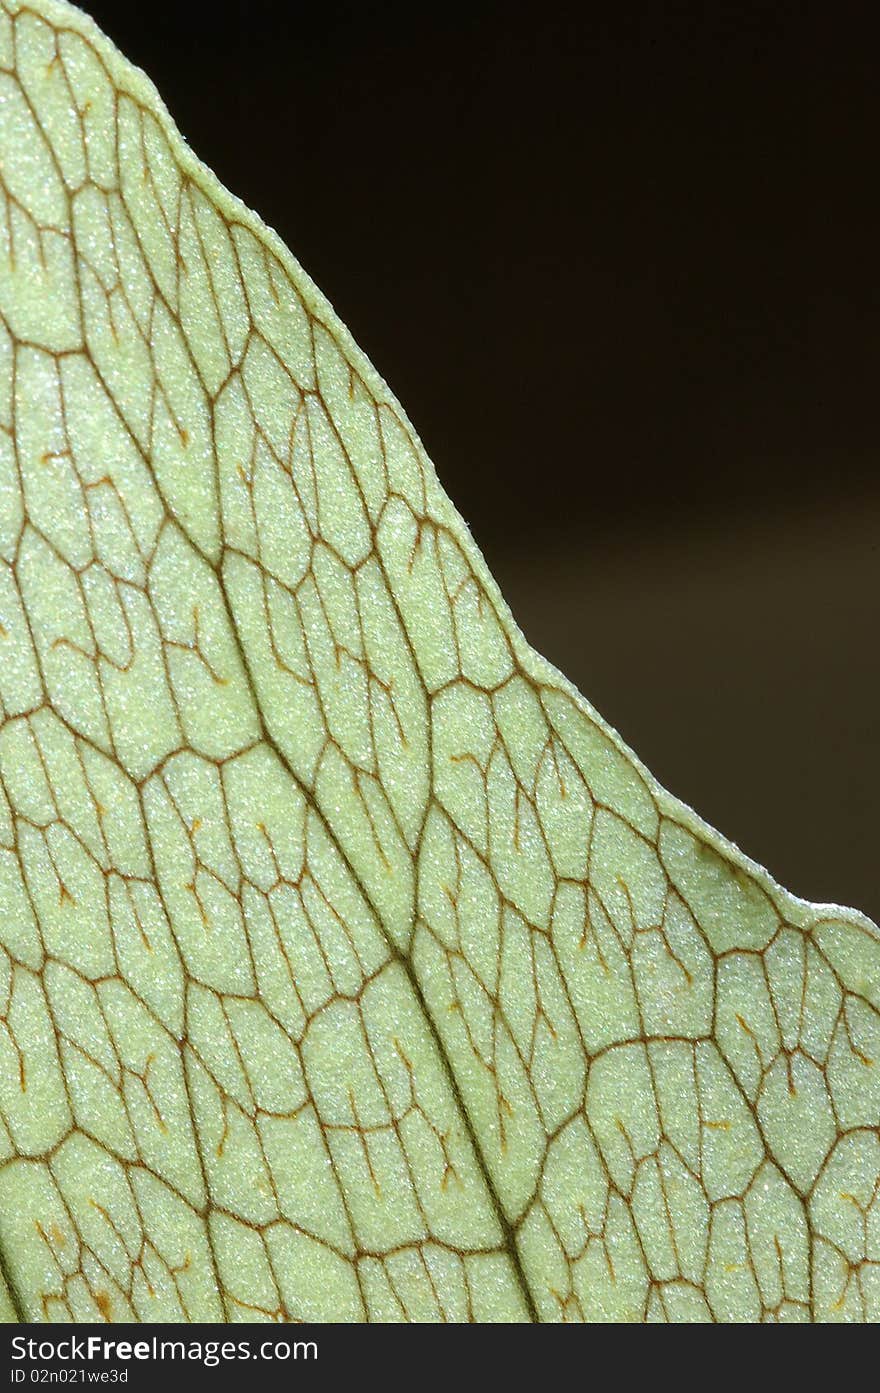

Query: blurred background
[[81, 1, 878, 920]]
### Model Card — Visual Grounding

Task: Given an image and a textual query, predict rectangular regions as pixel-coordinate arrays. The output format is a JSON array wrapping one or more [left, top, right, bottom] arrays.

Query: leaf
[[0, 0, 877, 1325]]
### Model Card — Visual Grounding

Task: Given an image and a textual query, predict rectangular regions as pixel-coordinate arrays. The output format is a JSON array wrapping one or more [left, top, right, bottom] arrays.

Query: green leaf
[[0, 0, 877, 1323]]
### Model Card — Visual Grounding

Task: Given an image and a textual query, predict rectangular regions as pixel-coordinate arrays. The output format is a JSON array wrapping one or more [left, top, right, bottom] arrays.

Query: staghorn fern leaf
[[0, 0, 878, 1324]]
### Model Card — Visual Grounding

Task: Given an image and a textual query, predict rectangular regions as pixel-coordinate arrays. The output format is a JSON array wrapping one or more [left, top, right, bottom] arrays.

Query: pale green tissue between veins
[[0, 0, 878, 1324]]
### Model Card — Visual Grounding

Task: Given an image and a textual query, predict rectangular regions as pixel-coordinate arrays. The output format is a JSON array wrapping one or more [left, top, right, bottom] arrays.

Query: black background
[[77, 0, 878, 919]]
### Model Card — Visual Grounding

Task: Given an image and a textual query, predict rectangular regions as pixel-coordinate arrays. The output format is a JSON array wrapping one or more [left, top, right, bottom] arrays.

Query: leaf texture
[[0, 0, 878, 1323]]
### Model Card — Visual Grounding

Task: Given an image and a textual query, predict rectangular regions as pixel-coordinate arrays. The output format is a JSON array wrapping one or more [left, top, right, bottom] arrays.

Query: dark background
[[78, 0, 878, 920]]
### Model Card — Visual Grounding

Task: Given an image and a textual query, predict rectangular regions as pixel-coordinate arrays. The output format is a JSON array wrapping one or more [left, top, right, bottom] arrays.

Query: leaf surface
[[0, 0, 878, 1323]]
